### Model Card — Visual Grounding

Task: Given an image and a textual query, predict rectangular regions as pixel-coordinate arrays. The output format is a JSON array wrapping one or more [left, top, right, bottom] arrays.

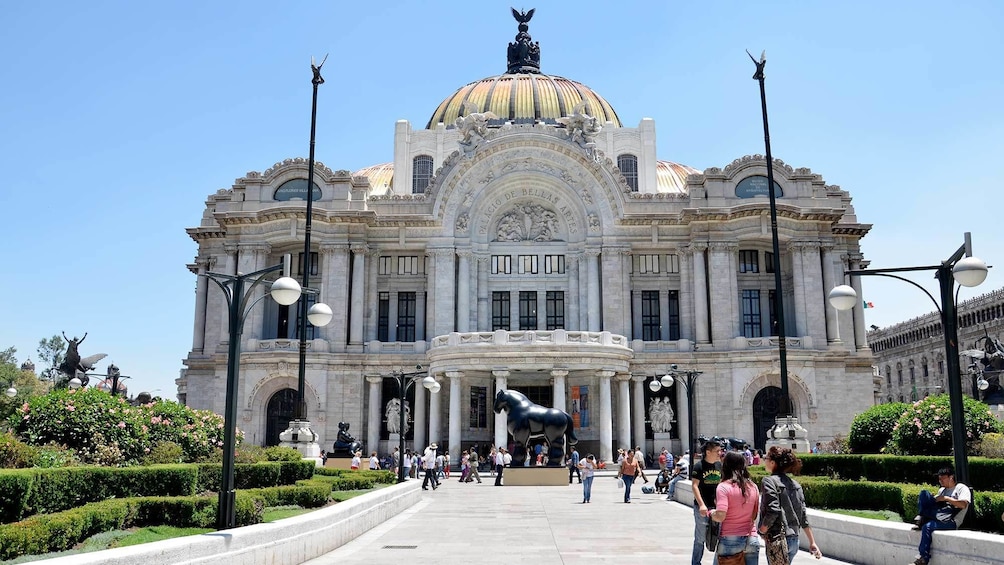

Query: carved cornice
[[426, 248, 456, 260], [238, 242, 272, 255], [713, 154, 796, 177], [319, 243, 348, 255], [708, 241, 739, 251], [260, 157, 337, 182]]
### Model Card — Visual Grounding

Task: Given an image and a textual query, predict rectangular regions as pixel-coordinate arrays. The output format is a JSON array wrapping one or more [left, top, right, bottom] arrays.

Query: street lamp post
[[204, 262, 331, 530], [828, 233, 988, 485], [382, 366, 441, 483], [648, 364, 703, 470], [68, 365, 130, 396], [282, 55, 333, 458]]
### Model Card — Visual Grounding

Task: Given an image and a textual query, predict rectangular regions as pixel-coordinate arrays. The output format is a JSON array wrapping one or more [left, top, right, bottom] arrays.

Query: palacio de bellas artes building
[[180, 9, 875, 465]]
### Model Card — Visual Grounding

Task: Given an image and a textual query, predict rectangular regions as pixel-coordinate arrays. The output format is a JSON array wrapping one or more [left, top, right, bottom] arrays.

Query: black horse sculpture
[[493, 389, 577, 467]]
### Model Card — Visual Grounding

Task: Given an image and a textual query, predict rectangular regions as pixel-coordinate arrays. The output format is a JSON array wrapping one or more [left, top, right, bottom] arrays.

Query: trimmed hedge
[[799, 454, 1004, 492], [0, 460, 315, 525]]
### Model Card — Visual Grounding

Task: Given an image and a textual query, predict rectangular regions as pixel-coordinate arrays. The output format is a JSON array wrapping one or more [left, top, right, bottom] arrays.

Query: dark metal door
[[266, 388, 297, 447], [752, 386, 785, 452]]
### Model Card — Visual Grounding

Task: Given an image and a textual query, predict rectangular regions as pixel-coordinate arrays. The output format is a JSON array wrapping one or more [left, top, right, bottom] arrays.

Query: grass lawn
[[825, 508, 904, 522]]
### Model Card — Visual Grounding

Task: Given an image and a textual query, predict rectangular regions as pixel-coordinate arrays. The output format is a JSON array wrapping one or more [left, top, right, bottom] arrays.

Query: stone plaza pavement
[[304, 470, 854, 565]]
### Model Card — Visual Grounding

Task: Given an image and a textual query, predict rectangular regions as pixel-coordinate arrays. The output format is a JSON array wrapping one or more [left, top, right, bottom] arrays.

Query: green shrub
[[799, 454, 864, 480], [977, 432, 1004, 458], [34, 442, 78, 468], [849, 402, 909, 453], [891, 394, 1001, 455], [144, 441, 184, 465], [265, 446, 304, 461], [0, 470, 34, 523], [0, 431, 38, 468]]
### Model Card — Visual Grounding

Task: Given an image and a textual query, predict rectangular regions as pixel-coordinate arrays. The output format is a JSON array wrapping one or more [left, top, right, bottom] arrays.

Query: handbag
[[705, 519, 720, 552], [717, 549, 745, 565], [765, 533, 788, 565]]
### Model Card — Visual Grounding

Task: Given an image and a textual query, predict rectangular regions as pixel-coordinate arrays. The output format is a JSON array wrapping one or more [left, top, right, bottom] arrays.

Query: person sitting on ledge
[[910, 466, 970, 565]]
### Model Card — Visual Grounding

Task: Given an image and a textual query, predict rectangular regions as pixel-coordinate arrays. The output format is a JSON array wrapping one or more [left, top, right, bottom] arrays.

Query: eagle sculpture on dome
[[512, 7, 534, 23]]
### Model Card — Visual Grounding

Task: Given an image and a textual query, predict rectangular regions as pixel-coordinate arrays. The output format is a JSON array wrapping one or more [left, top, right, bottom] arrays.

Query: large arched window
[[412, 155, 433, 194], [274, 178, 321, 201], [617, 154, 638, 191]]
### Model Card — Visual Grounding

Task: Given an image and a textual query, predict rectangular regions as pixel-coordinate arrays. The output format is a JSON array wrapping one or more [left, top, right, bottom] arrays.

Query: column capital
[[223, 243, 239, 254], [584, 249, 601, 258], [426, 248, 455, 259], [708, 241, 739, 252], [491, 369, 510, 378], [319, 243, 348, 255], [365, 374, 383, 384], [630, 374, 647, 383], [350, 244, 369, 255], [614, 373, 632, 382], [550, 369, 569, 378], [367, 247, 381, 258], [456, 250, 474, 260], [238, 242, 272, 255], [687, 242, 708, 253], [566, 252, 582, 267], [596, 370, 616, 379], [445, 371, 465, 379]]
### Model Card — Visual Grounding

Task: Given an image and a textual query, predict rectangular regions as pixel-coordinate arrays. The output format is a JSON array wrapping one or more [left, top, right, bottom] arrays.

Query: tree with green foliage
[[848, 402, 909, 453], [36, 335, 65, 383], [891, 393, 1003, 455], [0, 347, 50, 425]]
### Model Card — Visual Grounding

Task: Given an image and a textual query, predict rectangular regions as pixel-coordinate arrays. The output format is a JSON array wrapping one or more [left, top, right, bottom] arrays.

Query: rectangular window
[[768, 290, 778, 336], [492, 292, 510, 330], [742, 289, 762, 338], [545, 291, 564, 330], [637, 254, 659, 274], [397, 256, 418, 275], [519, 291, 537, 330], [518, 255, 538, 274], [469, 386, 487, 428], [765, 252, 775, 274], [295, 293, 318, 340], [641, 291, 660, 341], [667, 290, 680, 340], [377, 292, 389, 341], [739, 250, 759, 273], [397, 292, 416, 342], [544, 255, 565, 274], [923, 364, 929, 378], [666, 254, 680, 274], [379, 256, 392, 275], [298, 252, 319, 278], [491, 255, 511, 274], [910, 367, 916, 384]]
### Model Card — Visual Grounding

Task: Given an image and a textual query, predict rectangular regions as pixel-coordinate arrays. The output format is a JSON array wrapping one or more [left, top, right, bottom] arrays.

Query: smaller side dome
[[656, 161, 700, 194], [354, 163, 394, 195]]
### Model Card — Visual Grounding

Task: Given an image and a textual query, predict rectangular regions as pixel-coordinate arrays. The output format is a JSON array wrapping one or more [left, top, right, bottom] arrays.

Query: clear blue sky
[[1, 1, 1002, 399]]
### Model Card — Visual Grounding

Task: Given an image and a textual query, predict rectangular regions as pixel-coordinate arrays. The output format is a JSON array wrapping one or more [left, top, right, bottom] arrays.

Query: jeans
[[422, 468, 437, 490], [494, 464, 504, 485], [668, 474, 687, 498], [693, 506, 717, 565], [786, 535, 799, 564], [569, 465, 581, 483], [718, 534, 760, 565], [582, 475, 594, 502], [622, 474, 636, 502], [917, 490, 957, 561]]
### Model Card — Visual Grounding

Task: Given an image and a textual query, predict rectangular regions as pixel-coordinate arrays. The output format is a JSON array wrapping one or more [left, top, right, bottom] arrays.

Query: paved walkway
[[304, 470, 854, 564]]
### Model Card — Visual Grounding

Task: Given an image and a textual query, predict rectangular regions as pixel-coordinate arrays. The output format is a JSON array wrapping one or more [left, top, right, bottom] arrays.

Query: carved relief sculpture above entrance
[[495, 203, 561, 242]]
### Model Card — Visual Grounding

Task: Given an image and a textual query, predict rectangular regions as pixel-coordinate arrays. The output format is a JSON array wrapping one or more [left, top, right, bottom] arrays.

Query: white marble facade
[[180, 20, 876, 464]]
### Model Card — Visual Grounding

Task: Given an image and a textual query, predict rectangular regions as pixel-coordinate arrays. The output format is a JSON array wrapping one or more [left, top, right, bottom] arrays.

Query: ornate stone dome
[[426, 8, 620, 130], [426, 74, 621, 129]]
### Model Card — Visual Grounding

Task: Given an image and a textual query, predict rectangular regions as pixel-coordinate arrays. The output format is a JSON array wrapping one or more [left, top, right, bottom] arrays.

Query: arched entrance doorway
[[265, 388, 297, 447], [752, 386, 787, 452]]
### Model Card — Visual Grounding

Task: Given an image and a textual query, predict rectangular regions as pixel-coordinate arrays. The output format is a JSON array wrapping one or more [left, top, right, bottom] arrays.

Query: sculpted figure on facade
[[649, 397, 675, 433], [385, 397, 411, 435], [456, 101, 498, 157], [455, 213, 470, 233], [556, 101, 602, 160], [495, 203, 561, 242]]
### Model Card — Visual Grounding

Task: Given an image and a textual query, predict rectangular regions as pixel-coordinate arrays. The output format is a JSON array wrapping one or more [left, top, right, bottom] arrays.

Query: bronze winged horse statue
[[494, 389, 577, 467]]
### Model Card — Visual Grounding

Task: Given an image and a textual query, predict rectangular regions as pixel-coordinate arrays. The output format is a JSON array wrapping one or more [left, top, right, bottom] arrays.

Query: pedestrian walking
[[691, 439, 723, 565], [468, 446, 482, 483], [579, 453, 596, 503], [568, 446, 581, 484], [422, 443, 439, 491], [711, 451, 761, 565], [617, 449, 640, 503], [758, 446, 821, 564]]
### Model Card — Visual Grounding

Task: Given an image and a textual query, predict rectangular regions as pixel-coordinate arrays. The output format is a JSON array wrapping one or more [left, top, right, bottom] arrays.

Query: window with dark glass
[[492, 291, 510, 330], [519, 291, 537, 330], [294, 293, 317, 340], [412, 155, 433, 194], [397, 292, 416, 342], [377, 292, 389, 341], [910, 367, 916, 384], [742, 289, 762, 338], [641, 290, 660, 341], [739, 250, 759, 273], [298, 252, 319, 278], [667, 290, 680, 340], [617, 154, 639, 191], [765, 252, 775, 273], [469, 386, 487, 428], [545, 291, 564, 330]]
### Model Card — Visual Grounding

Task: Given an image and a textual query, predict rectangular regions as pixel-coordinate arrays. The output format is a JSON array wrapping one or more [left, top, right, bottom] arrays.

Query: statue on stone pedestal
[[385, 398, 412, 435], [649, 397, 675, 434], [331, 421, 362, 457], [493, 389, 577, 467], [57, 331, 106, 387]]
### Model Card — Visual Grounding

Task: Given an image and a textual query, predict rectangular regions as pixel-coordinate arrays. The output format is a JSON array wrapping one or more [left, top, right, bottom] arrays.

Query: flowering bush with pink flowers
[[7, 388, 240, 466], [891, 394, 1003, 455]]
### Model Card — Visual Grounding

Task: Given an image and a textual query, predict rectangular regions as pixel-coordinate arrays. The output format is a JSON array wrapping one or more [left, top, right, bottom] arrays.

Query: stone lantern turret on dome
[[20, 358, 35, 374]]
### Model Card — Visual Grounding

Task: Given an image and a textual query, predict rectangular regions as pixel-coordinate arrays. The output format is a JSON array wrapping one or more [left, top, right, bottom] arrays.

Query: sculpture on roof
[[556, 101, 602, 159], [456, 101, 499, 157], [507, 8, 541, 74]]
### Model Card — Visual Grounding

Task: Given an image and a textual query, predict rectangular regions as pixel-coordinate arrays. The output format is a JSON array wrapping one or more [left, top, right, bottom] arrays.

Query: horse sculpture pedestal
[[502, 466, 568, 486]]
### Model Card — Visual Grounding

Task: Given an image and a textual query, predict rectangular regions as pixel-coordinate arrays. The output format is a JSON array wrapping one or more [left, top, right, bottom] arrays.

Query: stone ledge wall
[[39, 481, 423, 565]]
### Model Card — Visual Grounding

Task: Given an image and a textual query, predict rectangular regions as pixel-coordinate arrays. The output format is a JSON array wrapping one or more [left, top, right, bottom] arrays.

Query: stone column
[[493, 370, 509, 449], [425, 251, 435, 340], [660, 290, 672, 341], [349, 245, 367, 345], [431, 249, 456, 337], [789, 242, 808, 338], [601, 248, 629, 336], [577, 253, 589, 330], [429, 374, 443, 445], [802, 242, 827, 344], [320, 244, 349, 348], [365, 249, 380, 342], [631, 291, 643, 340], [365, 375, 383, 457], [220, 244, 237, 345], [679, 247, 694, 341], [598, 370, 614, 463], [414, 373, 427, 450], [586, 250, 601, 331], [616, 374, 631, 451], [457, 251, 472, 332], [691, 243, 710, 344], [822, 245, 840, 343], [192, 258, 211, 353], [388, 292, 399, 342], [850, 256, 869, 349], [677, 379, 690, 454], [551, 369, 568, 412], [476, 253, 489, 331], [244, 243, 270, 340], [567, 253, 580, 331], [632, 375, 646, 451], [236, 244, 261, 346], [708, 242, 738, 343], [447, 371, 464, 464]]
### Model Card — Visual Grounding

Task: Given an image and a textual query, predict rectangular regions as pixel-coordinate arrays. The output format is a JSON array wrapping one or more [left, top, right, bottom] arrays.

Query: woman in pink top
[[712, 451, 761, 565]]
